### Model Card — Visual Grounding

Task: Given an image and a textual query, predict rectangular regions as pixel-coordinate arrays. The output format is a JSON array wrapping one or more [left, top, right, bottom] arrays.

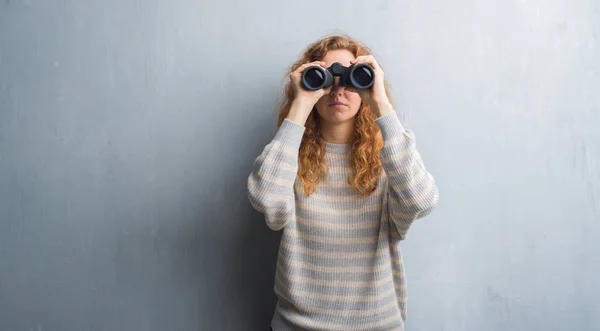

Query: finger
[[295, 61, 326, 74], [352, 55, 379, 70], [351, 55, 372, 64]]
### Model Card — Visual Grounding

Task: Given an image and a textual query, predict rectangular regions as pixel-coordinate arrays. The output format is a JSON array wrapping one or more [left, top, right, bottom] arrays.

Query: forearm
[[286, 99, 315, 126], [375, 111, 439, 218]]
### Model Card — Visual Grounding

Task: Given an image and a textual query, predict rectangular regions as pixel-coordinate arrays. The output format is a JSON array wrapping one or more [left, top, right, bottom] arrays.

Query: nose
[[330, 77, 345, 95]]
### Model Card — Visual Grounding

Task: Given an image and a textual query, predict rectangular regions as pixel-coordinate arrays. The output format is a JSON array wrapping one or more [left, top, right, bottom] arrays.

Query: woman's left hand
[[346, 55, 394, 117]]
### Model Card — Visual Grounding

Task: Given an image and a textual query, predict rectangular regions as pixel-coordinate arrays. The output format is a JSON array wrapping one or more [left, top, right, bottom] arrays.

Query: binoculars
[[301, 62, 375, 91]]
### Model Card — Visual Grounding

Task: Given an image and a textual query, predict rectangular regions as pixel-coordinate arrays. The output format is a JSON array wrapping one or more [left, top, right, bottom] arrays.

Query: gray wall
[[1, 0, 598, 330]]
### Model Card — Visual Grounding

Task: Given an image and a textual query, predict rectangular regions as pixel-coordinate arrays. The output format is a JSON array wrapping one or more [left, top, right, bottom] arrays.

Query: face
[[314, 49, 363, 126]]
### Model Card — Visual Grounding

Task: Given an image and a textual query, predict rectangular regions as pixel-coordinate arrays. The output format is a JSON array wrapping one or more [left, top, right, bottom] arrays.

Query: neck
[[320, 118, 355, 144]]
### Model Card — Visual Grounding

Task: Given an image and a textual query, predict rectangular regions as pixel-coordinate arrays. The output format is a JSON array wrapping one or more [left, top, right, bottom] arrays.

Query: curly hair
[[276, 33, 394, 197]]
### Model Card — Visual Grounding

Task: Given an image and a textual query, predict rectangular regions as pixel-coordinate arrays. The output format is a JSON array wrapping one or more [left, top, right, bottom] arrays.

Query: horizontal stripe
[[278, 254, 392, 274], [279, 295, 399, 318], [325, 153, 353, 160], [297, 198, 381, 214], [296, 214, 380, 231], [279, 245, 392, 271], [380, 146, 412, 165], [258, 156, 298, 172], [268, 140, 300, 158], [252, 170, 296, 188], [295, 223, 380, 242], [274, 301, 403, 331], [386, 174, 438, 208], [275, 281, 396, 303], [279, 242, 402, 269], [277, 262, 395, 287], [274, 272, 396, 300], [302, 185, 384, 203], [280, 236, 389, 258], [285, 228, 382, 245], [247, 174, 295, 198], [384, 164, 427, 192], [274, 296, 403, 330], [297, 205, 382, 223]]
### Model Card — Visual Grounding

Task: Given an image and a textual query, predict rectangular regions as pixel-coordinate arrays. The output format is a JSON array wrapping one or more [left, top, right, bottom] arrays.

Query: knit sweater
[[247, 111, 439, 331]]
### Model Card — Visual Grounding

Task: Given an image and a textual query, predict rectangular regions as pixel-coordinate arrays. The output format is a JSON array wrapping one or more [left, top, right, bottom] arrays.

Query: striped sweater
[[247, 111, 439, 331]]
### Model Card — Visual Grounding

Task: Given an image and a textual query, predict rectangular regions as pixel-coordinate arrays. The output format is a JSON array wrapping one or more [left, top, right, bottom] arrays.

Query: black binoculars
[[301, 62, 375, 91]]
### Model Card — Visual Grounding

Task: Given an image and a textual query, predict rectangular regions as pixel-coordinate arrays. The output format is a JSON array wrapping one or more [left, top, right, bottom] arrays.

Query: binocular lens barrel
[[302, 67, 328, 90], [301, 62, 375, 91], [350, 66, 374, 88]]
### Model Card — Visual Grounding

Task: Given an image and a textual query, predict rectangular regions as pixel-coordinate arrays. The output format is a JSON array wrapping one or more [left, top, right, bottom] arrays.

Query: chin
[[325, 112, 356, 124]]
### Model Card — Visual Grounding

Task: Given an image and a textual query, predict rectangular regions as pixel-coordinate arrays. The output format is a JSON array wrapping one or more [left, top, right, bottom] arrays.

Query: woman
[[247, 34, 439, 331]]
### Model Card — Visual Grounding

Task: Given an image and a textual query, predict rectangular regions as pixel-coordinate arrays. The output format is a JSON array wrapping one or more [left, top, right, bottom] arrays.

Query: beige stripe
[[277, 264, 394, 287], [281, 235, 389, 259], [394, 283, 407, 294], [392, 269, 404, 278], [274, 276, 400, 319], [286, 228, 381, 245], [316, 170, 427, 191], [385, 158, 425, 179], [325, 153, 352, 160], [279, 254, 391, 273], [281, 237, 388, 259], [387, 174, 437, 207], [258, 156, 298, 172], [385, 164, 427, 192], [311, 179, 353, 188], [289, 298, 399, 318], [297, 200, 381, 216], [253, 170, 296, 188], [295, 214, 380, 231], [272, 141, 300, 158], [273, 294, 403, 331], [302, 185, 384, 203], [247, 179, 293, 208], [324, 167, 353, 176], [390, 220, 409, 233], [380, 144, 411, 164], [276, 281, 395, 302], [384, 135, 412, 145], [389, 209, 423, 221]]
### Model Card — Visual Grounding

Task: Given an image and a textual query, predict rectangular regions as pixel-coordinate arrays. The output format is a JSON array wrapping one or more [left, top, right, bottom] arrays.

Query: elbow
[[412, 184, 439, 219], [392, 184, 439, 221], [247, 179, 295, 231], [262, 203, 295, 231]]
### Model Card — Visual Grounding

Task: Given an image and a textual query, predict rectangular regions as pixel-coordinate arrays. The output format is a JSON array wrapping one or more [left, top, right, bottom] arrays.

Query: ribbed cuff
[[273, 118, 306, 150], [374, 111, 405, 141]]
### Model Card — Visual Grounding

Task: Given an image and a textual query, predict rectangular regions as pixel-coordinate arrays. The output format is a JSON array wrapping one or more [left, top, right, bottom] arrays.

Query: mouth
[[328, 103, 346, 108]]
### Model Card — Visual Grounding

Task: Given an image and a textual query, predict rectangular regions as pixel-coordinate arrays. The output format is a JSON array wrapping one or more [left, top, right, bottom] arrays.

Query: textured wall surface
[[1, 0, 598, 330]]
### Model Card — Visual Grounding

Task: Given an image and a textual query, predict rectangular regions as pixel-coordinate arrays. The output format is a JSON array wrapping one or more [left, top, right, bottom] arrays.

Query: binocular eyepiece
[[301, 62, 375, 91]]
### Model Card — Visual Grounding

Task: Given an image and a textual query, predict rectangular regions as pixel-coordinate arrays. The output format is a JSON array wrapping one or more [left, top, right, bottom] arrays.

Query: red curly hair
[[276, 33, 395, 197]]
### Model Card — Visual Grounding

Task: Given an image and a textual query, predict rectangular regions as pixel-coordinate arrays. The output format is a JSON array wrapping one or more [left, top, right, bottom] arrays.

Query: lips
[[329, 102, 345, 107]]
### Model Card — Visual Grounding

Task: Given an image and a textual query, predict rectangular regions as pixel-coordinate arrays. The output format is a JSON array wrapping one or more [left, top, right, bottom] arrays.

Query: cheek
[[347, 93, 363, 110], [315, 98, 328, 114]]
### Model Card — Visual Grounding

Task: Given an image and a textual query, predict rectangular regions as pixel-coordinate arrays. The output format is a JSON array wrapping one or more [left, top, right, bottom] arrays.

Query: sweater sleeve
[[374, 111, 439, 240], [247, 118, 305, 231]]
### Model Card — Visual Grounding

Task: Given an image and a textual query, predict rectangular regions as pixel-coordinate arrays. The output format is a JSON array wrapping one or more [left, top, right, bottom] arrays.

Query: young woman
[[248, 34, 439, 331]]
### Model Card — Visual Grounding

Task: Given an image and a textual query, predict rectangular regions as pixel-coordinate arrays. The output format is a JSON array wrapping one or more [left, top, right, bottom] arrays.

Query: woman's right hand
[[290, 61, 332, 108], [287, 61, 331, 125]]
